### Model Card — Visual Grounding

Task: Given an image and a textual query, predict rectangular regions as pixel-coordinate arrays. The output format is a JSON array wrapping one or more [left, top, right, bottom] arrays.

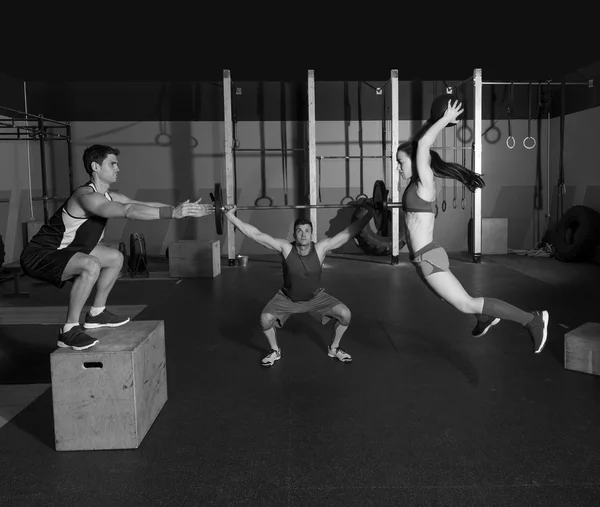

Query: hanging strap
[[381, 87, 387, 181], [460, 83, 466, 210], [155, 83, 171, 146], [231, 80, 240, 149], [280, 82, 289, 205], [343, 82, 352, 202], [318, 157, 323, 202], [523, 82, 536, 149], [441, 120, 447, 212], [558, 81, 566, 219], [357, 80, 366, 199], [453, 117, 458, 209], [190, 83, 199, 148], [533, 82, 544, 211], [506, 82, 515, 149]]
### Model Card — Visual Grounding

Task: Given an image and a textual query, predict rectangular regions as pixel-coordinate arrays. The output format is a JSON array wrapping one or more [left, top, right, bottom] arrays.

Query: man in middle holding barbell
[[224, 201, 375, 367]]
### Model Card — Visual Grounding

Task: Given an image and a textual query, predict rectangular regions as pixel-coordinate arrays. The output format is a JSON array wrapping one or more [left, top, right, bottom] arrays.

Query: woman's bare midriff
[[404, 211, 435, 255]]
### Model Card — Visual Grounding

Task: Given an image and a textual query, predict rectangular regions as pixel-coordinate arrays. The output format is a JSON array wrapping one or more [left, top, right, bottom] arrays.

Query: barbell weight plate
[[214, 182, 224, 235], [372, 180, 387, 232], [381, 181, 390, 235]]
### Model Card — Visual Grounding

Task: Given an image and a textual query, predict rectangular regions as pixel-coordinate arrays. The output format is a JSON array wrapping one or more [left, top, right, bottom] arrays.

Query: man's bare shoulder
[[67, 185, 97, 215]]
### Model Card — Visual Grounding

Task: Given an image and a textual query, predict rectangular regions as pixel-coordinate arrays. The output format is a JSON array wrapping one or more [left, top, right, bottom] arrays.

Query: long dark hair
[[397, 122, 485, 193]]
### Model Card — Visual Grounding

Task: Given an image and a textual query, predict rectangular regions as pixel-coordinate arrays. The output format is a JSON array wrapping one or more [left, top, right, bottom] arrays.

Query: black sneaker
[[57, 326, 99, 351], [525, 311, 549, 353], [472, 315, 500, 337], [83, 309, 130, 329]]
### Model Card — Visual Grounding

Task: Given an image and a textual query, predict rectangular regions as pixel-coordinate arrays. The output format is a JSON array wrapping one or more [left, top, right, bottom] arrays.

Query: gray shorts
[[261, 289, 342, 329], [410, 241, 450, 279]]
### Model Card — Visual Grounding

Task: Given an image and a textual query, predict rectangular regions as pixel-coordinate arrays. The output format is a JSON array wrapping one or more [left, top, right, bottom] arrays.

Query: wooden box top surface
[[50, 320, 164, 356], [565, 322, 600, 341]]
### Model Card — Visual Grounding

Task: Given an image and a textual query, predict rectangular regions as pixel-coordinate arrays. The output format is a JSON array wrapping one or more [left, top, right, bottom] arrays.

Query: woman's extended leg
[[422, 267, 548, 353]]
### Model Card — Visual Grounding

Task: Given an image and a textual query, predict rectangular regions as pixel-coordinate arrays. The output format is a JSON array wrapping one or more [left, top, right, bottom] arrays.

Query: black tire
[[0, 234, 4, 270], [554, 205, 600, 262], [351, 200, 407, 256]]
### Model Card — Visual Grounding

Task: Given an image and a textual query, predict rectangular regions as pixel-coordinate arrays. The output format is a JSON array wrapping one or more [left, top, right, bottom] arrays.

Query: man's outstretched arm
[[224, 206, 289, 253], [317, 203, 375, 254]]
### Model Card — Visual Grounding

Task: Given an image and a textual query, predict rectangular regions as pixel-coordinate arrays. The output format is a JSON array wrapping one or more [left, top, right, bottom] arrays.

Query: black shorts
[[20, 246, 79, 288]]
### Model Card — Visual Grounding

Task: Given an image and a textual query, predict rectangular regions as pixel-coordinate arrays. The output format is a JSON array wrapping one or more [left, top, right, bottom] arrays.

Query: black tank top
[[26, 182, 111, 254], [282, 241, 322, 301]]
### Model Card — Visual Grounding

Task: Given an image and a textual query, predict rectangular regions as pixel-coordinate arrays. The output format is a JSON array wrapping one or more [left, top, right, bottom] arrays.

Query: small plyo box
[[564, 322, 600, 376], [50, 320, 168, 451], [168, 240, 220, 278], [482, 218, 508, 255]]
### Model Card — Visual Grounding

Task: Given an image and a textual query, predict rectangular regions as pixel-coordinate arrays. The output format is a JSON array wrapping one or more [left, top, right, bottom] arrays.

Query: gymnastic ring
[[442, 201, 446, 212], [340, 196, 355, 205], [155, 133, 171, 146], [457, 125, 473, 144], [453, 198, 457, 209], [506, 136, 516, 149], [523, 136, 536, 150], [484, 127, 501, 144], [355, 193, 369, 201], [190, 136, 199, 148], [484, 126, 501, 145], [461, 199, 466, 210], [254, 196, 274, 207]]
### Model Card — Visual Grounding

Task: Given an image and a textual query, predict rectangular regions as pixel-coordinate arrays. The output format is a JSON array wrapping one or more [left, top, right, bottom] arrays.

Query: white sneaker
[[261, 349, 281, 367], [328, 346, 352, 363]]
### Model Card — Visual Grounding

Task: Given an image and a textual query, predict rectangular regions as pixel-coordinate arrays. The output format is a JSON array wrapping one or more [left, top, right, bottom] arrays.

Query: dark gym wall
[[11, 67, 600, 123], [0, 72, 25, 112]]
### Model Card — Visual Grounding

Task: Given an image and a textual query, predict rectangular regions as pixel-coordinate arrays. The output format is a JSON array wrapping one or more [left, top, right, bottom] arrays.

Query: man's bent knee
[[62, 253, 101, 281], [260, 313, 277, 331], [90, 245, 124, 269], [112, 250, 124, 268], [334, 305, 351, 326]]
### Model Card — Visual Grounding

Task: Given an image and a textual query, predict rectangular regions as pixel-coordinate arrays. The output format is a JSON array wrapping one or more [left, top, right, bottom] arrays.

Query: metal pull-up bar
[[0, 105, 71, 127], [482, 80, 593, 87]]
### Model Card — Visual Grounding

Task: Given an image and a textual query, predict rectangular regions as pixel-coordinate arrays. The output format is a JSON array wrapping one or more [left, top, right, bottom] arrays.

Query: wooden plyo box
[[50, 320, 168, 451], [168, 240, 220, 278], [565, 322, 600, 376], [482, 218, 508, 255]]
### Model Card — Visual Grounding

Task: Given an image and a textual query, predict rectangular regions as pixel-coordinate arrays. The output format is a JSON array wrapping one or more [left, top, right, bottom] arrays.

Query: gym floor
[[1, 251, 600, 506]]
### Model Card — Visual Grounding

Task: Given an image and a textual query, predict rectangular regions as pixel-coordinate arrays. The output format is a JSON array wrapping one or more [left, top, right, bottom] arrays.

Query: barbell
[[209, 180, 403, 235]]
